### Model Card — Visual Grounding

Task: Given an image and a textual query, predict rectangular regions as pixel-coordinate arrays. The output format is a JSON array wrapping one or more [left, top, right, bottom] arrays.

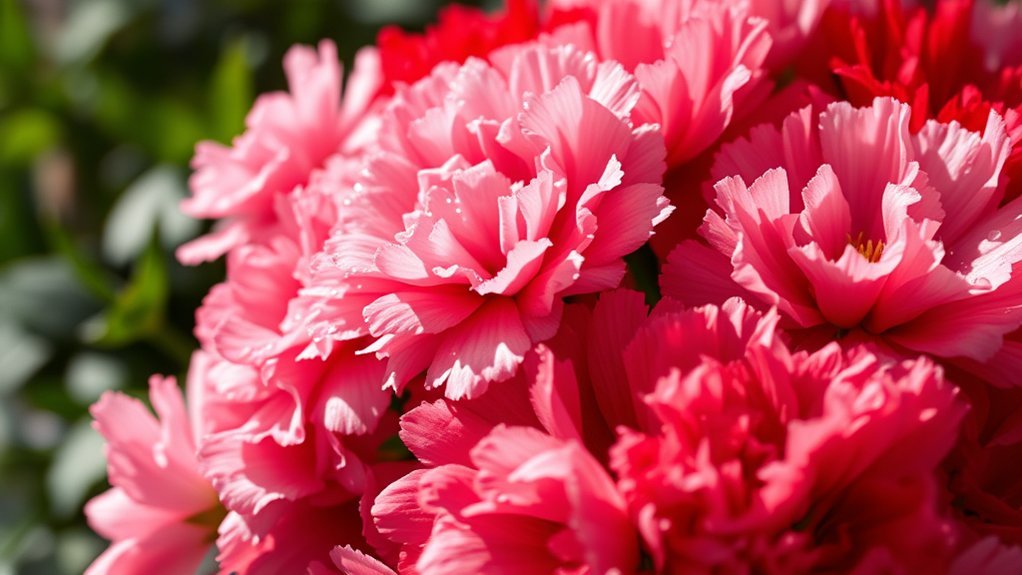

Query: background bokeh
[[0, 1, 490, 572]]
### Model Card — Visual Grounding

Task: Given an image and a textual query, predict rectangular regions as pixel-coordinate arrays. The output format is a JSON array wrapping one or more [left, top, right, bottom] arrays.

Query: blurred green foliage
[[0, 0, 489, 572]]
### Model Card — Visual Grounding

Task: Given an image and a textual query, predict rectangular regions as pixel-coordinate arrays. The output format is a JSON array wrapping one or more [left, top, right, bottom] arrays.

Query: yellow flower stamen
[[847, 231, 885, 263]]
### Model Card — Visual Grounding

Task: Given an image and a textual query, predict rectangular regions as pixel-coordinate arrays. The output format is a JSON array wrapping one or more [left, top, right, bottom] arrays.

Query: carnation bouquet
[[84, 0, 1022, 573]]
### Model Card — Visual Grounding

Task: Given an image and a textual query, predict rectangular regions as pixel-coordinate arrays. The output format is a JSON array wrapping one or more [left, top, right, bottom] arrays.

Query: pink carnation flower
[[85, 376, 222, 575], [374, 421, 637, 574], [92, 4, 1022, 571], [628, 2, 772, 165], [596, 293, 966, 572], [370, 311, 635, 574], [185, 337, 401, 572], [552, 0, 773, 165], [192, 152, 393, 441], [195, 247, 391, 444], [178, 41, 381, 263], [664, 97, 1022, 381], [298, 43, 671, 399], [181, 139, 399, 571]]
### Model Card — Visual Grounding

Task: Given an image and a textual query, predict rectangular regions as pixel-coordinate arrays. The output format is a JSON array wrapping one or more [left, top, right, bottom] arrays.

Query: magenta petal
[[788, 242, 893, 328], [329, 545, 398, 575], [363, 288, 483, 338], [526, 344, 583, 442], [372, 470, 434, 549], [661, 240, 751, 307], [885, 276, 1022, 363], [587, 289, 650, 429], [474, 239, 553, 296], [797, 164, 852, 258], [426, 298, 533, 400], [913, 110, 1011, 246], [317, 353, 391, 435]]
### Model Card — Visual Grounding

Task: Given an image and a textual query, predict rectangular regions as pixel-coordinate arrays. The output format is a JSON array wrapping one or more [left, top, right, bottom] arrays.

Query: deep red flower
[[800, 0, 1022, 203], [376, 0, 547, 93]]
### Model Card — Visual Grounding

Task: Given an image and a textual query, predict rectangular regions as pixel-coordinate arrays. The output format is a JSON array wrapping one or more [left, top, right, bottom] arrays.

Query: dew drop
[[987, 229, 1002, 241]]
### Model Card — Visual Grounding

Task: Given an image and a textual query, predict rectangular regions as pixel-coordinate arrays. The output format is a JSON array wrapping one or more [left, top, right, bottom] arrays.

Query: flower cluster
[[85, 0, 1022, 573]]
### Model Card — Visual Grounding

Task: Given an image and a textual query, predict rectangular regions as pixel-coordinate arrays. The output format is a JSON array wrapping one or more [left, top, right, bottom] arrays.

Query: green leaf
[[0, 258, 101, 340], [0, 0, 34, 74], [101, 166, 199, 266], [0, 402, 10, 455], [0, 321, 51, 395], [209, 36, 254, 142], [65, 352, 126, 404], [44, 223, 118, 303], [0, 523, 53, 569], [0, 109, 62, 167], [0, 172, 45, 264], [90, 70, 138, 141], [149, 99, 205, 163], [46, 419, 106, 519], [86, 234, 168, 347], [90, 73, 204, 163], [54, 529, 104, 575], [54, 0, 132, 66], [346, 0, 434, 24]]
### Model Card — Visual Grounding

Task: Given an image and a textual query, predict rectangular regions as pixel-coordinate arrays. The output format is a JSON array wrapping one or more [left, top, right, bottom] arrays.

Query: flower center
[[848, 231, 885, 263], [186, 500, 228, 541]]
